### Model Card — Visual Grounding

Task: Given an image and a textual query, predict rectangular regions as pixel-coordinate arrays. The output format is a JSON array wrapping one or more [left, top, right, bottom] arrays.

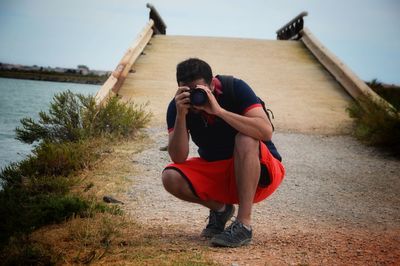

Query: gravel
[[123, 126, 400, 264]]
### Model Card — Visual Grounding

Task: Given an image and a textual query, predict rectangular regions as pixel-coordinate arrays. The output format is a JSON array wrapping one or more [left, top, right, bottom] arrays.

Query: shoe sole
[[211, 237, 252, 248], [200, 229, 221, 238]]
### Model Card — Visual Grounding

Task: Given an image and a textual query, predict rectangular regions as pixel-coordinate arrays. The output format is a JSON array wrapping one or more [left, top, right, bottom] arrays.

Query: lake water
[[0, 78, 99, 170]]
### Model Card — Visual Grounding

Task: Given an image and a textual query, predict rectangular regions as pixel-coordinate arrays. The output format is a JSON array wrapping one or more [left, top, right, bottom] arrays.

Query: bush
[[0, 163, 23, 187], [0, 185, 89, 246], [367, 79, 400, 110], [28, 141, 96, 177], [0, 90, 151, 252], [0, 236, 54, 266], [16, 91, 88, 144], [347, 97, 400, 153], [88, 97, 151, 138], [16, 90, 152, 144]]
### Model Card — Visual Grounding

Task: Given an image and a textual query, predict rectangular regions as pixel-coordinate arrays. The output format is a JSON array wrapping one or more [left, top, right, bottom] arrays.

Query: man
[[162, 58, 285, 247]]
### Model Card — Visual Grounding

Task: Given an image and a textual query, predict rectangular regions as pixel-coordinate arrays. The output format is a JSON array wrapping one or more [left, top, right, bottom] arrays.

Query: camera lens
[[190, 89, 207, 106]]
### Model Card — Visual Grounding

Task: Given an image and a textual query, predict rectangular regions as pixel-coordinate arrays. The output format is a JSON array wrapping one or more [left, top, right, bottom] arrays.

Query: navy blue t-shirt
[[167, 77, 281, 162]]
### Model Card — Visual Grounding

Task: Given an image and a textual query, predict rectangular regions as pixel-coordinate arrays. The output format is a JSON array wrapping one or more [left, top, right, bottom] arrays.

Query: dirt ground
[[97, 34, 400, 264], [119, 125, 400, 266], [114, 40, 399, 264]]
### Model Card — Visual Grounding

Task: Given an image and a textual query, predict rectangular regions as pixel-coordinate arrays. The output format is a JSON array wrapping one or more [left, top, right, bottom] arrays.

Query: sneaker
[[200, 204, 235, 238], [210, 220, 252, 247]]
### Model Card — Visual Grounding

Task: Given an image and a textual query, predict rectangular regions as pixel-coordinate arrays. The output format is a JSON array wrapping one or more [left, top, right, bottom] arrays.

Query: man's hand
[[193, 85, 223, 116], [175, 86, 191, 117]]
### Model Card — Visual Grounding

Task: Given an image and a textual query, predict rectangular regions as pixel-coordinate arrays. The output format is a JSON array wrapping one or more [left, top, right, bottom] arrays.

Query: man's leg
[[162, 169, 235, 237], [162, 168, 224, 210], [233, 133, 260, 226], [210, 133, 258, 247]]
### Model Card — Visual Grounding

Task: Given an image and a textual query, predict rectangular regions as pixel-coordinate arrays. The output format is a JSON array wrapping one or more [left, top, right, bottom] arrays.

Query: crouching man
[[162, 58, 285, 247]]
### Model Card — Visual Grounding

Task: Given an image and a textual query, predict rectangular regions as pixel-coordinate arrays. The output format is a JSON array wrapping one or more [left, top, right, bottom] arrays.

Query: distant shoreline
[[0, 63, 111, 85], [0, 70, 109, 85]]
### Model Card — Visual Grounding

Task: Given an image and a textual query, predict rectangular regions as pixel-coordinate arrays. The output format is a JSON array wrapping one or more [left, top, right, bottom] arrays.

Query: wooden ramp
[[97, 7, 393, 135], [118, 35, 351, 134]]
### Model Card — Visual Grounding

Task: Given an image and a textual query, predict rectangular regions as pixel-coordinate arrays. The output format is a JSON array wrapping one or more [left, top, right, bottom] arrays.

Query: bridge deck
[[117, 35, 352, 134]]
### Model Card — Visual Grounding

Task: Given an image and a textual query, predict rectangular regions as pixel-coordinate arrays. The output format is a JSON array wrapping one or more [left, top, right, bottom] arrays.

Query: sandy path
[[108, 34, 400, 265], [122, 125, 400, 265]]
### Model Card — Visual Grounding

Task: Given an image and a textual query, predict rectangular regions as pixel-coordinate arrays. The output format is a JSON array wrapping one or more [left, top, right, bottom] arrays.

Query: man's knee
[[161, 169, 185, 194], [234, 133, 259, 157]]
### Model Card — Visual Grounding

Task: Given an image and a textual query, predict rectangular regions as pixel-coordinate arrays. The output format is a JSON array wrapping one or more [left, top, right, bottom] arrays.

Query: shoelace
[[223, 219, 241, 235]]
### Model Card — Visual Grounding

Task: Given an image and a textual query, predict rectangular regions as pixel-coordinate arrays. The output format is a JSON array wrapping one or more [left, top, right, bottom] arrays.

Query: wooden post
[[276, 12, 308, 40], [146, 3, 167, 35]]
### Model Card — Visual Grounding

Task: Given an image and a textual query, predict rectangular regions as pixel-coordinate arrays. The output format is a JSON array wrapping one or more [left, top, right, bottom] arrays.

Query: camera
[[189, 88, 208, 106]]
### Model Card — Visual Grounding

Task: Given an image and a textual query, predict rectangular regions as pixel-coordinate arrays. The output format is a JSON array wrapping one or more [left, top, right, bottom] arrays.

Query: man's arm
[[168, 115, 190, 163], [167, 87, 191, 163], [217, 107, 273, 141], [195, 85, 273, 141]]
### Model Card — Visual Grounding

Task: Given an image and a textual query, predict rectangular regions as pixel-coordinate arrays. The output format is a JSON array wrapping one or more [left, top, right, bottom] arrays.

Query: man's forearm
[[218, 108, 272, 141], [168, 115, 190, 163]]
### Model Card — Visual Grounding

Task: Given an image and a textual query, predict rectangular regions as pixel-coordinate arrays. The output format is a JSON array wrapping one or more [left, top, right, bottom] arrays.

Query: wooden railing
[[277, 12, 398, 116], [95, 20, 154, 104], [300, 27, 398, 116], [146, 3, 167, 35], [95, 4, 167, 104], [276, 11, 308, 40]]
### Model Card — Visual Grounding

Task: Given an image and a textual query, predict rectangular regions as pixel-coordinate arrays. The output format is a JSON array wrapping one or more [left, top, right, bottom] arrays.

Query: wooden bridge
[[95, 4, 392, 135], [92, 6, 400, 264]]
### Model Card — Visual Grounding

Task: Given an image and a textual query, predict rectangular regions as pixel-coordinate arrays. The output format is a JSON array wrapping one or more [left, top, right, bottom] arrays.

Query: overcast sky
[[0, 0, 399, 84]]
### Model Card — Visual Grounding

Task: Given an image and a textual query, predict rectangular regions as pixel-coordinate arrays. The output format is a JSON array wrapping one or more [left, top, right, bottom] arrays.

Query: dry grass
[[20, 132, 216, 265], [70, 132, 152, 201], [31, 213, 216, 265]]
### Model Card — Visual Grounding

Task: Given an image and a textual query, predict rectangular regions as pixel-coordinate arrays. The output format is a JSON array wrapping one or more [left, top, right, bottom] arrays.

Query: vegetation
[[366, 79, 400, 110], [0, 91, 152, 264], [347, 79, 400, 154], [0, 69, 109, 85]]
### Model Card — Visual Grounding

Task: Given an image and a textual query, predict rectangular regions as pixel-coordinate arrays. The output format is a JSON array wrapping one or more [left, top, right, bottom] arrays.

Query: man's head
[[176, 58, 213, 87]]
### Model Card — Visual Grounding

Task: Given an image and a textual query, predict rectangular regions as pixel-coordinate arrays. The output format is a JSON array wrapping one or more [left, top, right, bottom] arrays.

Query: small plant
[[0, 236, 54, 266], [88, 97, 151, 138], [16, 91, 88, 144], [15, 90, 152, 144], [0, 184, 89, 246], [27, 140, 96, 177], [366, 79, 400, 110], [347, 96, 400, 153]]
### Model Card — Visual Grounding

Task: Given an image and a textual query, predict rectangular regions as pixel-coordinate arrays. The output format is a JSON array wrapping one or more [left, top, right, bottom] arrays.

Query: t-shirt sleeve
[[166, 99, 177, 132], [233, 78, 262, 114]]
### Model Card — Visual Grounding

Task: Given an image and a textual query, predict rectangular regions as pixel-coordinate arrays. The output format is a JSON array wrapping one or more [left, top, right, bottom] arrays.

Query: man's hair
[[176, 58, 213, 85]]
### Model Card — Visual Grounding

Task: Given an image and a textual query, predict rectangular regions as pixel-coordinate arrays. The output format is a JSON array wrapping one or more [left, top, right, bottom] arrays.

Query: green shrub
[[29, 141, 95, 177], [15, 90, 152, 144], [0, 163, 23, 187], [27, 175, 73, 195], [0, 141, 96, 189], [0, 90, 151, 254], [0, 184, 89, 246], [88, 97, 152, 137], [367, 79, 400, 110], [31, 195, 89, 226], [347, 97, 400, 153], [16, 90, 88, 144], [0, 236, 54, 266]]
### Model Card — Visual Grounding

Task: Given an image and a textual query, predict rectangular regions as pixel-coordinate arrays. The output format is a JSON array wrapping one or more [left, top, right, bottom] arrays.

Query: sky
[[0, 0, 399, 84]]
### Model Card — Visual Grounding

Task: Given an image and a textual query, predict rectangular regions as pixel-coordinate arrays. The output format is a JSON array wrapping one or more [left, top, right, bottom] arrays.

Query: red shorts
[[164, 141, 285, 204]]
